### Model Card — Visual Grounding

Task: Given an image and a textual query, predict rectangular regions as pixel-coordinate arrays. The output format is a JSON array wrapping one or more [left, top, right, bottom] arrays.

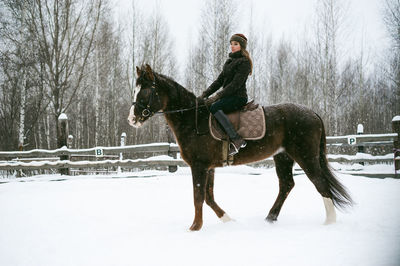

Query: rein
[[132, 97, 208, 116], [131, 80, 210, 135]]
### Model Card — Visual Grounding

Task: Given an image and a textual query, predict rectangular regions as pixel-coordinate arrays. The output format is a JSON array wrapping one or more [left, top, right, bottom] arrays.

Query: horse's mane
[[154, 72, 197, 106]]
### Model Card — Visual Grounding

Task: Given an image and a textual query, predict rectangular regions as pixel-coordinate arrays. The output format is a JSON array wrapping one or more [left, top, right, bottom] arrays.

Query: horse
[[128, 64, 353, 231]]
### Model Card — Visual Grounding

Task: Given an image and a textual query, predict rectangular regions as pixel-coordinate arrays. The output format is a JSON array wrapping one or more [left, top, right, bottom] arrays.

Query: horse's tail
[[317, 115, 353, 209]]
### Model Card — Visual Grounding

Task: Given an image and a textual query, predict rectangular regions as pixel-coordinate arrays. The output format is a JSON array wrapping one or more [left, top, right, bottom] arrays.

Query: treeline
[[0, 0, 399, 151]]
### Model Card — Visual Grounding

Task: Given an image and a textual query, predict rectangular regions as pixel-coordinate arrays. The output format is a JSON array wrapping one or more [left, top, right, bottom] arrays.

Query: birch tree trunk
[[18, 77, 26, 151], [95, 42, 100, 146]]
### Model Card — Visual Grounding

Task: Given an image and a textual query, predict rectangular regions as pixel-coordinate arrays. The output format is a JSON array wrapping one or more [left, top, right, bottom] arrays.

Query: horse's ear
[[136, 66, 141, 77], [145, 64, 155, 81]]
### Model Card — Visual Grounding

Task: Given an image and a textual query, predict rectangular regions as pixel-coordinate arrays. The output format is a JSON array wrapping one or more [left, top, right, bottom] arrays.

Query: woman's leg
[[209, 96, 247, 114], [210, 97, 247, 155]]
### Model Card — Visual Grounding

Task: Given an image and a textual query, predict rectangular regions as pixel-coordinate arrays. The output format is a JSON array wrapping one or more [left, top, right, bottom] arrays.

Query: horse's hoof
[[266, 214, 277, 223], [323, 217, 336, 225], [220, 213, 234, 223], [189, 222, 203, 231]]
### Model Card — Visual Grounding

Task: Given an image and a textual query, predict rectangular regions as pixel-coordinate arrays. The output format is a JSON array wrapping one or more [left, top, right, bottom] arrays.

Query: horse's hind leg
[[205, 168, 233, 222], [294, 156, 336, 225], [267, 152, 295, 223]]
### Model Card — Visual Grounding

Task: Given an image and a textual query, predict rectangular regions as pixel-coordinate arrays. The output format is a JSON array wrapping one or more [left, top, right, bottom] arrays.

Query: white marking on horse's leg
[[220, 213, 234, 223], [323, 197, 336, 225], [272, 147, 285, 156]]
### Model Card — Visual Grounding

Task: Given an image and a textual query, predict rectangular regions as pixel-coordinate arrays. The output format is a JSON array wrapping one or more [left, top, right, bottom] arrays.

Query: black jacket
[[203, 51, 251, 100]]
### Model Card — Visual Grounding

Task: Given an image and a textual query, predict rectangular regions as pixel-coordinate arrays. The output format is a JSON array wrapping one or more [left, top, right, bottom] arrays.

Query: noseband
[[132, 81, 159, 118]]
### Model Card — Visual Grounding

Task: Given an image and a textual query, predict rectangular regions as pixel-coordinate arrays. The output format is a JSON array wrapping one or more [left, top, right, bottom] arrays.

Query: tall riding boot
[[213, 110, 247, 155]]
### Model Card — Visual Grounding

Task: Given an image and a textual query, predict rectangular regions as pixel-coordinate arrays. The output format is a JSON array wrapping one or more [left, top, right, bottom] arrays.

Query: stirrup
[[229, 140, 247, 156]]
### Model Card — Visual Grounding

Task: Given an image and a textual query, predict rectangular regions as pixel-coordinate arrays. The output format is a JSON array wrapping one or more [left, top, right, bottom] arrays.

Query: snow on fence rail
[[0, 132, 398, 173], [0, 143, 180, 158], [326, 133, 398, 146], [2, 114, 398, 178], [0, 157, 187, 171], [1, 113, 400, 175], [0, 143, 182, 172]]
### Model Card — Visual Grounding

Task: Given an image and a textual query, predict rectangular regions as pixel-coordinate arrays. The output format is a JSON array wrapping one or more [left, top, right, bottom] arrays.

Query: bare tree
[[314, 0, 348, 135], [257, 33, 274, 106], [123, 3, 177, 145], [185, 36, 208, 95], [246, 2, 260, 101], [274, 39, 294, 103], [185, 0, 237, 96], [383, 0, 400, 113], [384, 0, 400, 49], [0, 0, 49, 150], [23, 0, 103, 147], [137, 8, 177, 76]]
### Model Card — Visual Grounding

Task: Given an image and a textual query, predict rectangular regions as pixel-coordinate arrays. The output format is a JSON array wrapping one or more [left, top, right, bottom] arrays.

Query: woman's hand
[[197, 92, 208, 103], [197, 92, 219, 105], [204, 95, 220, 105]]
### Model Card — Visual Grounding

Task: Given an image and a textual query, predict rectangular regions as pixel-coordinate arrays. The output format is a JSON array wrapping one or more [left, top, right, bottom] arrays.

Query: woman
[[199, 33, 253, 155]]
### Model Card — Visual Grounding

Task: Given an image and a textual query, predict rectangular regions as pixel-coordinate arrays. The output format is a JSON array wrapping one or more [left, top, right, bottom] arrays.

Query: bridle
[[131, 80, 209, 135], [132, 81, 159, 118], [131, 80, 208, 118]]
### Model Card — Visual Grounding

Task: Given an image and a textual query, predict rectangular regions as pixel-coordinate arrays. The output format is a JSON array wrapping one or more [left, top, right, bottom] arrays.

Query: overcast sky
[[117, 0, 389, 74]]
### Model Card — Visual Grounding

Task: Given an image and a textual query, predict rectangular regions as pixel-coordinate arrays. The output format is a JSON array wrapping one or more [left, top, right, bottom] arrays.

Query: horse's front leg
[[205, 169, 233, 222], [189, 163, 208, 231]]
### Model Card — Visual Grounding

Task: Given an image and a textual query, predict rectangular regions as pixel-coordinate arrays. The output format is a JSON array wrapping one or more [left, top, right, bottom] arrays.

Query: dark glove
[[197, 92, 208, 103], [196, 96, 206, 104], [204, 95, 220, 105], [200, 91, 208, 98]]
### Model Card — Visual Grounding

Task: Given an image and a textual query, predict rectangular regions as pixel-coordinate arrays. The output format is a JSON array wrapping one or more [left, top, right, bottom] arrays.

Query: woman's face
[[230, 41, 241, 53]]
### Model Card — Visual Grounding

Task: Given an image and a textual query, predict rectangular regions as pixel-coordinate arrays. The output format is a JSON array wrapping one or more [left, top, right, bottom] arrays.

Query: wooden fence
[[0, 143, 183, 173], [0, 116, 399, 177], [0, 134, 396, 172]]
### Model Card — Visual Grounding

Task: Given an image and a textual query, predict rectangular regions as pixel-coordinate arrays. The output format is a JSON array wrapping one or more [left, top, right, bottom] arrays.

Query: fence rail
[[0, 132, 398, 175], [326, 133, 398, 146], [0, 158, 187, 171], [0, 143, 180, 158], [0, 142, 181, 174]]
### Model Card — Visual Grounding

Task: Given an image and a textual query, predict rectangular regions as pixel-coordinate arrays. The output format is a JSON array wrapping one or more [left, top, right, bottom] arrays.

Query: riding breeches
[[209, 96, 247, 114]]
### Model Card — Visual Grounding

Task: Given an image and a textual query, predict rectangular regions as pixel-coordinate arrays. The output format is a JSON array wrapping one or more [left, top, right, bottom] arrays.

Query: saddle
[[209, 101, 266, 141]]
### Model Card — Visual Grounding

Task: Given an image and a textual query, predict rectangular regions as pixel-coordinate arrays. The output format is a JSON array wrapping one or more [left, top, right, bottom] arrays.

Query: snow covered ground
[[0, 165, 399, 266]]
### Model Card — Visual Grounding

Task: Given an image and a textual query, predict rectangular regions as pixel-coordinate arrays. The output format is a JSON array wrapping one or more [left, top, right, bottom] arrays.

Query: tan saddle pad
[[209, 101, 266, 141]]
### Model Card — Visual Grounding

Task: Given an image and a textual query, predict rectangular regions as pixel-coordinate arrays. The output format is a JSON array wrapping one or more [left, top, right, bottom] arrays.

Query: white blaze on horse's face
[[127, 84, 143, 128], [133, 84, 141, 102], [127, 105, 142, 128]]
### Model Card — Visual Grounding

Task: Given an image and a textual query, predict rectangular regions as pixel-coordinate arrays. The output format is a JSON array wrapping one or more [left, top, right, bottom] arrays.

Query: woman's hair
[[241, 48, 253, 76]]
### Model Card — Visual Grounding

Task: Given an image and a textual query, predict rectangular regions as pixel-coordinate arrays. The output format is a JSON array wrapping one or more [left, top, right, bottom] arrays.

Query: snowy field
[[0, 165, 399, 266]]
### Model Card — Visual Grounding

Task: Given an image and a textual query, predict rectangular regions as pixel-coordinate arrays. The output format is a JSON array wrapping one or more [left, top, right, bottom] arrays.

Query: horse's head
[[128, 64, 164, 128]]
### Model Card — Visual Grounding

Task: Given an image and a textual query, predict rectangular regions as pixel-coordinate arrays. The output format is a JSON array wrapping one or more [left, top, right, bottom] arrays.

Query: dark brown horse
[[128, 64, 352, 231]]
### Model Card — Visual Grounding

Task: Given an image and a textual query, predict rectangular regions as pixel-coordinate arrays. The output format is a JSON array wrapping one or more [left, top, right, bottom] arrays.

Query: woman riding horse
[[199, 33, 252, 156], [128, 62, 353, 231]]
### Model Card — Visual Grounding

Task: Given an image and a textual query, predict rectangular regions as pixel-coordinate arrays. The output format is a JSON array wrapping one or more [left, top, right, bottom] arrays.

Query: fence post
[[168, 145, 178, 173], [393, 116, 400, 176], [58, 113, 69, 175], [118, 132, 126, 174], [67, 135, 74, 149], [357, 124, 364, 165], [166, 123, 178, 173]]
